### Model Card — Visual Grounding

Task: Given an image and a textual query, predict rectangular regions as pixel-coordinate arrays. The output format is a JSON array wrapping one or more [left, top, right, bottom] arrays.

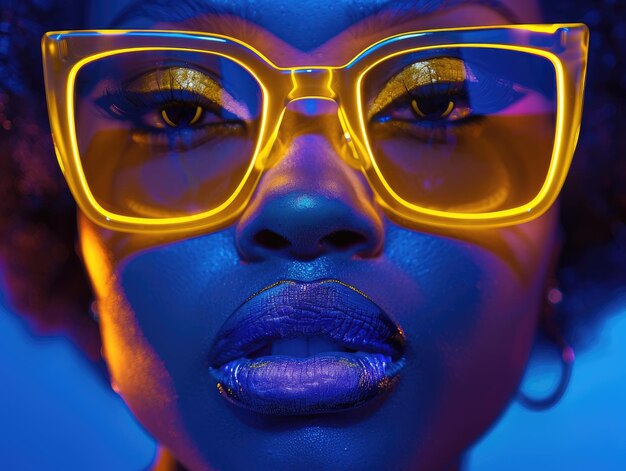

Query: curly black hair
[[0, 0, 100, 358], [1, 0, 624, 361]]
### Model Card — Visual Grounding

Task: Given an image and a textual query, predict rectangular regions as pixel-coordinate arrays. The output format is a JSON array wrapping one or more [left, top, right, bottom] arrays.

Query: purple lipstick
[[208, 280, 406, 415]]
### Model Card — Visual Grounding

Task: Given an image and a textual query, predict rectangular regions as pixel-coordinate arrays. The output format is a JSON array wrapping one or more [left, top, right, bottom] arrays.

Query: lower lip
[[209, 352, 405, 415]]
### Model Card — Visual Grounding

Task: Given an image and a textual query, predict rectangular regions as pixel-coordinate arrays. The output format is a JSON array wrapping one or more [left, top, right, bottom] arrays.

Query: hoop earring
[[517, 342, 575, 411], [517, 282, 575, 411]]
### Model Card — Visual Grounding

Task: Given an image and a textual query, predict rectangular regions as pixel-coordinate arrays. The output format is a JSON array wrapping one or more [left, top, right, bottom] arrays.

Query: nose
[[236, 99, 383, 261]]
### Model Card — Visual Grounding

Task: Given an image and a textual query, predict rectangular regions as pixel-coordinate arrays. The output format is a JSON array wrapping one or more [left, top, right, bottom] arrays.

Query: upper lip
[[208, 280, 405, 367]]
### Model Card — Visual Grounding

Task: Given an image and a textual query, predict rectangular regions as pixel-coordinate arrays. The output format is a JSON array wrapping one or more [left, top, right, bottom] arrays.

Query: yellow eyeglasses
[[42, 23, 588, 233]]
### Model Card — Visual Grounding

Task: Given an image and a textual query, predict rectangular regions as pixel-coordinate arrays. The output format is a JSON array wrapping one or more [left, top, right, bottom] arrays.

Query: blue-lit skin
[[79, 1, 553, 470]]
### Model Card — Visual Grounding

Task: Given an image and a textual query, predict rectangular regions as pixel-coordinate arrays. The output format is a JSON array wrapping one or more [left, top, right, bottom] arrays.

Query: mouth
[[208, 280, 406, 415]]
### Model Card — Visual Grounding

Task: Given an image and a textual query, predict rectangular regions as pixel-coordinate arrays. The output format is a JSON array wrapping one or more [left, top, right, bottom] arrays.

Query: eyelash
[[374, 76, 524, 126], [97, 87, 223, 128], [366, 68, 527, 146], [95, 85, 245, 149]]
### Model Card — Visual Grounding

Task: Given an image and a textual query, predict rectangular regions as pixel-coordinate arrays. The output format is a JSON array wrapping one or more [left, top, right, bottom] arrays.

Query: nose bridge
[[287, 67, 336, 102]]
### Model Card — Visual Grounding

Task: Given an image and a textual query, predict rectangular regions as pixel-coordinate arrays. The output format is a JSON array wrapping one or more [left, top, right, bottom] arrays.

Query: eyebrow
[[110, 0, 520, 41]]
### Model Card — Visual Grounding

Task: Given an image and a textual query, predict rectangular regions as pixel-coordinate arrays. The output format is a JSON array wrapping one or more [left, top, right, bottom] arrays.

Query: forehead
[[88, 0, 541, 64]]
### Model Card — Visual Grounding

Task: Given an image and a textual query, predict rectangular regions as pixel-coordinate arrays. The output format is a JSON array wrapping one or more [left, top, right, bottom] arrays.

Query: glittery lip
[[208, 280, 406, 415]]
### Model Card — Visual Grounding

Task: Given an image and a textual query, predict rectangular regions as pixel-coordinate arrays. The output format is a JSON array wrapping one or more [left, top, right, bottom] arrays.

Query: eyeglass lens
[[362, 47, 557, 214], [74, 50, 263, 218]]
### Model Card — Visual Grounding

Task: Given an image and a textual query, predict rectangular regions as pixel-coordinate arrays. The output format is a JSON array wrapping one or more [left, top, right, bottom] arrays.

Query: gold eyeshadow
[[367, 58, 468, 120], [124, 67, 251, 119]]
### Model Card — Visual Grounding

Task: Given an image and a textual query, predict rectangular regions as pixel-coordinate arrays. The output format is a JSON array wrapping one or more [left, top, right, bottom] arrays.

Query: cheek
[[81, 228, 242, 471], [374, 221, 551, 461], [95, 279, 206, 468], [421, 250, 539, 449]]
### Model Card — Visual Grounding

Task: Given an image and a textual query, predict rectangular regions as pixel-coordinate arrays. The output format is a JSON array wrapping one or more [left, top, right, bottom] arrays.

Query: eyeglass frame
[[42, 23, 588, 234]]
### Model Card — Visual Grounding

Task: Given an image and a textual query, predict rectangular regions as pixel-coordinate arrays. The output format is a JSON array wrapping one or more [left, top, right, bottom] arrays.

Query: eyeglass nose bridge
[[256, 67, 363, 170], [286, 68, 337, 102]]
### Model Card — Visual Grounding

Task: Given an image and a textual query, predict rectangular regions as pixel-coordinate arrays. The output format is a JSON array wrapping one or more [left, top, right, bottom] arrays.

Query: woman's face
[[80, 0, 553, 470]]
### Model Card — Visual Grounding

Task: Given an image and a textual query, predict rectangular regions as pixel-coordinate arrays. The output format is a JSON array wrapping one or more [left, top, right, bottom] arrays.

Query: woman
[[1, 0, 624, 469]]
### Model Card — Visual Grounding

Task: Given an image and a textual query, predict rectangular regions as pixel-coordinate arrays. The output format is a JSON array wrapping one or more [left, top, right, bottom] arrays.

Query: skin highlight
[[79, 1, 554, 470]]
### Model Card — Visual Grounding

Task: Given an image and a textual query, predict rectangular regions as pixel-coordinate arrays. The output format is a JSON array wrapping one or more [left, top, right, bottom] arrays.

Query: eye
[[93, 66, 255, 149], [160, 103, 204, 128], [101, 90, 230, 136], [406, 81, 470, 123], [367, 57, 474, 125], [411, 97, 454, 120], [95, 66, 253, 131]]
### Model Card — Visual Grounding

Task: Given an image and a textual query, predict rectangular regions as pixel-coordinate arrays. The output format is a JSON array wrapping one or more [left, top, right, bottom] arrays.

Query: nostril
[[321, 230, 367, 250], [253, 229, 291, 250]]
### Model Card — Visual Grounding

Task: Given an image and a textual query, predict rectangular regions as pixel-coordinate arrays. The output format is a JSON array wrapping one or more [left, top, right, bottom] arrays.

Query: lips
[[208, 280, 406, 415]]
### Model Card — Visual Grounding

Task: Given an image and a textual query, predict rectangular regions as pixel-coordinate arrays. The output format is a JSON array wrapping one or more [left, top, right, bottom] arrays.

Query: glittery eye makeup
[[368, 57, 471, 120], [117, 66, 252, 121]]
